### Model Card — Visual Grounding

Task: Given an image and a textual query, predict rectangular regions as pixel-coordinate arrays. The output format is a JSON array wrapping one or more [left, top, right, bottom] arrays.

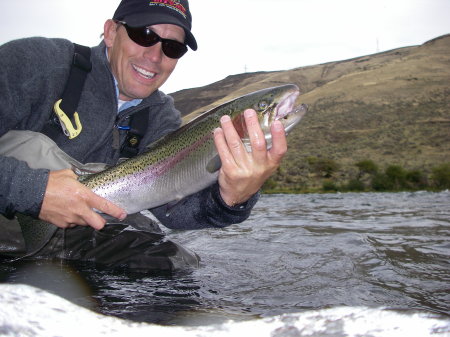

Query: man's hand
[[39, 169, 127, 230], [213, 109, 287, 207]]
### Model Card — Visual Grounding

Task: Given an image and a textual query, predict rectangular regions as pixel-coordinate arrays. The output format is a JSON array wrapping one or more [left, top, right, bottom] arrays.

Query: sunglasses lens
[[162, 41, 188, 59], [126, 26, 159, 47], [124, 24, 187, 59]]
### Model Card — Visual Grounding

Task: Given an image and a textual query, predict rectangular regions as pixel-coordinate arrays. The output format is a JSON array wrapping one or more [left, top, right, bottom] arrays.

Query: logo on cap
[[149, 0, 187, 19]]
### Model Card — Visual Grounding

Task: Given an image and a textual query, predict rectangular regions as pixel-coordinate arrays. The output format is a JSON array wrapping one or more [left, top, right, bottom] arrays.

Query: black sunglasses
[[116, 21, 188, 59]]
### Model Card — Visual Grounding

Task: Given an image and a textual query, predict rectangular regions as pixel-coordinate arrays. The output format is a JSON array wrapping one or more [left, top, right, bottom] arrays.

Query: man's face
[[104, 20, 185, 101]]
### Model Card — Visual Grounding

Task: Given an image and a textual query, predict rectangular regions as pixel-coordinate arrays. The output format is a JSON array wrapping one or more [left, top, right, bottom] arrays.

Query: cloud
[[1, 0, 448, 93]]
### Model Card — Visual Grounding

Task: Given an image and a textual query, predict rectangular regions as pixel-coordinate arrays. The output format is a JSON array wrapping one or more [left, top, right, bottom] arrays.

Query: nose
[[143, 43, 163, 63]]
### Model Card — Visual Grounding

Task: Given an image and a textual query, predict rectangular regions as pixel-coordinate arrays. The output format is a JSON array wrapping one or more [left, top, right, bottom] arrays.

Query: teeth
[[133, 65, 155, 79]]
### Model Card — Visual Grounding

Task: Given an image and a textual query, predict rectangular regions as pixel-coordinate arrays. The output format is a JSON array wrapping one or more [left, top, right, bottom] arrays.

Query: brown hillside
[[170, 34, 450, 190]]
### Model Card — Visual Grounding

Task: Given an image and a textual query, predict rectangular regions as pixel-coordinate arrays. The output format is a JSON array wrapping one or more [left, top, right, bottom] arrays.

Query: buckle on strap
[[53, 99, 82, 139]]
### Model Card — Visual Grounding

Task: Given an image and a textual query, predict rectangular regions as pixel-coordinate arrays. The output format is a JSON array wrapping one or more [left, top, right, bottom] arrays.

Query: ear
[[103, 19, 117, 48]]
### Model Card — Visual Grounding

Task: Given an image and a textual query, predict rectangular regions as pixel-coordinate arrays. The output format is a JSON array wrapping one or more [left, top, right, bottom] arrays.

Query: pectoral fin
[[206, 155, 222, 173], [165, 197, 187, 217]]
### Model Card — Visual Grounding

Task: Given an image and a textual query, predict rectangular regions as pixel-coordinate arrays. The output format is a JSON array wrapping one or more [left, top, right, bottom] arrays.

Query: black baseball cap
[[113, 0, 197, 50]]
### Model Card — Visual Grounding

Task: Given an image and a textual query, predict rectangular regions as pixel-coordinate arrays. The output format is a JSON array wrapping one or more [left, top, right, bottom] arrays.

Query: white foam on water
[[0, 284, 448, 337]]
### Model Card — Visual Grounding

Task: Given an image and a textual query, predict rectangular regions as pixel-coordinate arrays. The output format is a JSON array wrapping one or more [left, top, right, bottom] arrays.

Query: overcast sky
[[1, 0, 449, 94]]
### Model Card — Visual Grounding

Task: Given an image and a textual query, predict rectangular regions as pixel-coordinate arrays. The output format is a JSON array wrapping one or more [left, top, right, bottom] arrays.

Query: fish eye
[[256, 100, 269, 112]]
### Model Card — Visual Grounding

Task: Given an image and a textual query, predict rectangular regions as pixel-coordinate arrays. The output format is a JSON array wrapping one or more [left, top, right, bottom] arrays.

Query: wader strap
[[42, 43, 92, 140], [119, 107, 149, 158]]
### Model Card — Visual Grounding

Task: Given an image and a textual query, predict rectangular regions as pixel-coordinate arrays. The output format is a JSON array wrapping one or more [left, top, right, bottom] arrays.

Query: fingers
[[233, 109, 287, 166], [214, 109, 288, 170], [87, 192, 127, 226], [213, 109, 288, 207], [214, 115, 246, 168], [76, 202, 107, 231], [39, 169, 127, 230], [214, 109, 268, 167], [268, 120, 288, 164], [213, 124, 232, 167], [244, 109, 267, 152]]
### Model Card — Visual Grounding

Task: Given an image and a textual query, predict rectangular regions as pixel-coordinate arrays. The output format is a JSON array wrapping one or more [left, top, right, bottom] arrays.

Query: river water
[[1, 191, 449, 330]]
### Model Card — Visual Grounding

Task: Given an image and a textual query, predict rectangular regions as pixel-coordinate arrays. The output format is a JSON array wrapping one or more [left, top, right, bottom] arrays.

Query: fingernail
[[273, 120, 284, 131], [119, 212, 127, 221], [244, 109, 255, 117], [221, 115, 231, 123]]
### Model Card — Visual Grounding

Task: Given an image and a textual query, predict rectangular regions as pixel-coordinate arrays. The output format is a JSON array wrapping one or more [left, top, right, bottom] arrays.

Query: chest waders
[[0, 45, 199, 270], [0, 130, 199, 270]]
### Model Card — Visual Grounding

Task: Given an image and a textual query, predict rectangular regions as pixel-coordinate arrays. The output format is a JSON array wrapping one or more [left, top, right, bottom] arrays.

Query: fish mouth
[[275, 89, 300, 119], [283, 104, 308, 134]]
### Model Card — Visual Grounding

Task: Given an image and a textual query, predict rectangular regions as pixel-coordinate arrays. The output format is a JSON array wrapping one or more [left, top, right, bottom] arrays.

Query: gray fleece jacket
[[0, 37, 258, 230]]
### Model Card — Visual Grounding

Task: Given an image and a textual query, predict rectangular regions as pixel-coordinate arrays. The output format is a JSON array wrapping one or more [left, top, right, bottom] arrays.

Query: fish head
[[231, 84, 308, 149]]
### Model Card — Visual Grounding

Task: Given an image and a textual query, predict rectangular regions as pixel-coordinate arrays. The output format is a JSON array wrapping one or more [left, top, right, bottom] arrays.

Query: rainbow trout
[[81, 84, 307, 214]]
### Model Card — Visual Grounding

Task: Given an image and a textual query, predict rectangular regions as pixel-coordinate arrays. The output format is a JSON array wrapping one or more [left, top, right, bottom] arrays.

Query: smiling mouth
[[132, 64, 156, 79]]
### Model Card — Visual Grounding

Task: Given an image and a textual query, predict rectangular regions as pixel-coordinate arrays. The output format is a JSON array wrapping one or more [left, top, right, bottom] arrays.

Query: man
[[0, 0, 287, 270]]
